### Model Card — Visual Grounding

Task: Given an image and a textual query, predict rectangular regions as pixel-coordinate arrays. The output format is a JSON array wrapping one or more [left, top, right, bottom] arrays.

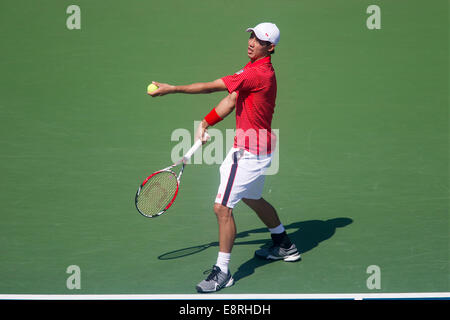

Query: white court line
[[1, 292, 449, 300]]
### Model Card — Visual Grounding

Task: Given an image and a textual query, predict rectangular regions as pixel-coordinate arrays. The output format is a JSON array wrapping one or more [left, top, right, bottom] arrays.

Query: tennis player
[[149, 22, 300, 293]]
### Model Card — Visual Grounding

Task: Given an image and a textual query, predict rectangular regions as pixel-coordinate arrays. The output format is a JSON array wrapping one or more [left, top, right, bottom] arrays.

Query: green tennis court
[[0, 0, 448, 295]]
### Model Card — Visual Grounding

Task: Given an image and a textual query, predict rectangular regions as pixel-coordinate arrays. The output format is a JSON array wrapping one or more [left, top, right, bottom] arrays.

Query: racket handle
[[184, 132, 210, 161]]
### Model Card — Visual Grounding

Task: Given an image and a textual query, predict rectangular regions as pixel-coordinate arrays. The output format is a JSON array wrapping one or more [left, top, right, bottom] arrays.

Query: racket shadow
[[158, 242, 219, 260]]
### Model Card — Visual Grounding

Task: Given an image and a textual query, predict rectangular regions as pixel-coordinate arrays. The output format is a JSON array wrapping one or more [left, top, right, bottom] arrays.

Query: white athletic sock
[[269, 224, 285, 234], [215, 252, 231, 274]]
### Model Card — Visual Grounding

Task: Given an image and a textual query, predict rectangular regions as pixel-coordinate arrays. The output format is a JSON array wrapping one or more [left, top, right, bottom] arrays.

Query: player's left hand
[[148, 81, 175, 97]]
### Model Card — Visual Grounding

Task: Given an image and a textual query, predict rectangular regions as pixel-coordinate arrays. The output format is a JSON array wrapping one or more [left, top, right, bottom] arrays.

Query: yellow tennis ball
[[147, 83, 159, 94]]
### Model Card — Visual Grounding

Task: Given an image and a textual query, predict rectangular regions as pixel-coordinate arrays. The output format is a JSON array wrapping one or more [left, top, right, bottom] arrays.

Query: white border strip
[[1, 293, 449, 300]]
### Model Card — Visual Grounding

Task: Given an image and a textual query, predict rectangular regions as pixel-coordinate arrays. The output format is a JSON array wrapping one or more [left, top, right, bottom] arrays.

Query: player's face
[[248, 32, 274, 61]]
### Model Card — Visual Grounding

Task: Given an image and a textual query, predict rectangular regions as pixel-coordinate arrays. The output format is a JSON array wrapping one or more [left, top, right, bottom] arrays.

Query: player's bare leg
[[195, 203, 236, 293], [242, 197, 281, 229], [213, 203, 236, 253], [243, 197, 301, 262]]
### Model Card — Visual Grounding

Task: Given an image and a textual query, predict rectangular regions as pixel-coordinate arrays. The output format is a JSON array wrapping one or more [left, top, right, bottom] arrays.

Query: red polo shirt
[[221, 56, 277, 155]]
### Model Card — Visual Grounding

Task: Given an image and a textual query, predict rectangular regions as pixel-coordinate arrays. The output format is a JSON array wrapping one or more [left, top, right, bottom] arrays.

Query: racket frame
[[135, 134, 208, 218], [135, 163, 185, 218]]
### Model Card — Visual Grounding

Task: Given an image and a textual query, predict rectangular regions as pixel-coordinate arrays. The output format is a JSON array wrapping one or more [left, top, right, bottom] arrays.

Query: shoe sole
[[257, 251, 302, 262], [196, 277, 234, 293]]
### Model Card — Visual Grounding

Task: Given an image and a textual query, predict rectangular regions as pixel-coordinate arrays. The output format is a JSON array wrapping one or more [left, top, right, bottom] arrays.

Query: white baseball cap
[[246, 22, 280, 45]]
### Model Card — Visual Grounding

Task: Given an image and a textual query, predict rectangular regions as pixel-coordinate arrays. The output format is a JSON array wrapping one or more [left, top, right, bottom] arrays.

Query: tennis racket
[[135, 133, 210, 218]]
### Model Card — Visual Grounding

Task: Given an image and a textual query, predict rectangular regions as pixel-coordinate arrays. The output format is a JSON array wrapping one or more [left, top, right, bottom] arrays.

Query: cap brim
[[246, 27, 274, 44], [246, 27, 265, 40]]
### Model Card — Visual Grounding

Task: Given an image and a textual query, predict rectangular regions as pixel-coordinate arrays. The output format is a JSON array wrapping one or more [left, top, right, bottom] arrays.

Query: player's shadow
[[157, 217, 353, 282], [232, 217, 353, 282], [158, 218, 353, 281]]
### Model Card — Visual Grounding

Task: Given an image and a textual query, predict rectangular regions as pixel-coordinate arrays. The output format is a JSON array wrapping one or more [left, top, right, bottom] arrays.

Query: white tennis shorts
[[215, 148, 273, 209]]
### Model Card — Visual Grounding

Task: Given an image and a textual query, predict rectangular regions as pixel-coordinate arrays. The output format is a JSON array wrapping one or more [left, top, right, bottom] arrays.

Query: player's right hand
[[195, 120, 210, 144]]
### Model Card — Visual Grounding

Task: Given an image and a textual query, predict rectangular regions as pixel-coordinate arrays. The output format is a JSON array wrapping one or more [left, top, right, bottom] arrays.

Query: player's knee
[[214, 203, 232, 218], [213, 203, 226, 214]]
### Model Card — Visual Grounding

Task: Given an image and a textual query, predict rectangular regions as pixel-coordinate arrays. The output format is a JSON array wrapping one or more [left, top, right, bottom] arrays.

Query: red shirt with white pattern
[[221, 56, 277, 155]]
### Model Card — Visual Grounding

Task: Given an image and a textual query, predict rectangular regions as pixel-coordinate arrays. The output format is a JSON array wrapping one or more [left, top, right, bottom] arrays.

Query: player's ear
[[268, 44, 275, 54]]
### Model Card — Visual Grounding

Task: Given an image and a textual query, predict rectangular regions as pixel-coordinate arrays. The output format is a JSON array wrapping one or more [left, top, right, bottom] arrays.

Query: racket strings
[[137, 171, 178, 217]]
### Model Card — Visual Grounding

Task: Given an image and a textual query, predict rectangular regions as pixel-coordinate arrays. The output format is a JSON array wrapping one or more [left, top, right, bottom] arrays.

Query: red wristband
[[204, 108, 223, 126]]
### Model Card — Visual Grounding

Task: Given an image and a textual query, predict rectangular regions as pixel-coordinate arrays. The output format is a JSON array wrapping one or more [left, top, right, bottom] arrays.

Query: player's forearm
[[173, 83, 213, 94], [203, 93, 236, 128], [214, 93, 236, 119], [174, 79, 227, 94]]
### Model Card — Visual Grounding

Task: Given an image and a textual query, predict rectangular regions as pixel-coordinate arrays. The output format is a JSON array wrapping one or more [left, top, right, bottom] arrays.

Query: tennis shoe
[[255, 243, 301, 262], [196, 265, 234, 293]]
